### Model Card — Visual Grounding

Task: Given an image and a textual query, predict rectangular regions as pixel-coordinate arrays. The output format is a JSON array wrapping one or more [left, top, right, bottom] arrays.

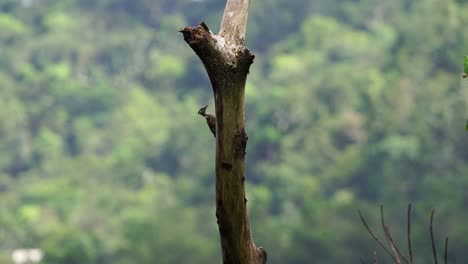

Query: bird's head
[[198, 105, 208, 116]]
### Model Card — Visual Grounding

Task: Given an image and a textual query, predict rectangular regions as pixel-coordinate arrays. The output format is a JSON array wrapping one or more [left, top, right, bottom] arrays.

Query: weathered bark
[[180, 0, 266, 263]]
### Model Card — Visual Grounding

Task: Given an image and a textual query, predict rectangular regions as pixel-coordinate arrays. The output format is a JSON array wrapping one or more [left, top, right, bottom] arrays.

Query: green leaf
[[465, 120, 468, 131]]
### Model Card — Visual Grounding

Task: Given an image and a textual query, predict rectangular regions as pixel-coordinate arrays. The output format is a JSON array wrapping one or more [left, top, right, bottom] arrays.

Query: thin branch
[[363, 206, 450, 264], [383, 227, 400, 264], [430, 209, 438, 264], [407, 204, 413, 264], [380, 206, 400, 263], [384, 225, 410, 264], [444, 237, 448, 264], [358, 209, 400, 263], [381, 206, 410, 264]]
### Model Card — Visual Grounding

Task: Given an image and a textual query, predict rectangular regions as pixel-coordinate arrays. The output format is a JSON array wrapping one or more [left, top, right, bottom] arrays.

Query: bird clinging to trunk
[[198, 105, 216, 137]]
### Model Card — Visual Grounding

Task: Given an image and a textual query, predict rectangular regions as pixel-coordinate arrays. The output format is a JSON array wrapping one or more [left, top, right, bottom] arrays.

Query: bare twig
[[362, 206, 450, 264], [385, 225, 411, 264], [380, 206, 401, 263], [381, 206, 410, 264], [358, 209, 400, 263], [444, 237, 448, 264], [407, 204, 413, 264], [430, 209, 438, 264]]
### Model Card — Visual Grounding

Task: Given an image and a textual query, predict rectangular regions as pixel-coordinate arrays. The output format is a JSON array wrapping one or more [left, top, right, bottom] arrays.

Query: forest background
[[1, 0, 468, 263]]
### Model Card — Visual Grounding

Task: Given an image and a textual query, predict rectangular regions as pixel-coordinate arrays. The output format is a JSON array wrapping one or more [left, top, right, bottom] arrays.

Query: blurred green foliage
[[0, 0, 468, 263]]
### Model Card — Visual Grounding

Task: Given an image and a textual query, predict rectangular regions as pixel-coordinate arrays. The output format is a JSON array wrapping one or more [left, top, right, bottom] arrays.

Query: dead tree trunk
[[180, 0, 266, 263]]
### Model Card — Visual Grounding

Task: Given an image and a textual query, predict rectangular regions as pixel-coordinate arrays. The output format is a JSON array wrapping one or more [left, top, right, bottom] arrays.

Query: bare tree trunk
[[180, 0, 266, 263]]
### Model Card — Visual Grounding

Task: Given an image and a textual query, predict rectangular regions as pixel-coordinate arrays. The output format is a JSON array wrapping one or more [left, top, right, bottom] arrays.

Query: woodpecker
[[198, 105, 216, 137]]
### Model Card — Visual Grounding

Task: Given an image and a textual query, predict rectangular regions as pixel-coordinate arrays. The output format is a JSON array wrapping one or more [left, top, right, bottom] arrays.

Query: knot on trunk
[[257, 247, 267, 263], [233, 128, 248, 159]]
